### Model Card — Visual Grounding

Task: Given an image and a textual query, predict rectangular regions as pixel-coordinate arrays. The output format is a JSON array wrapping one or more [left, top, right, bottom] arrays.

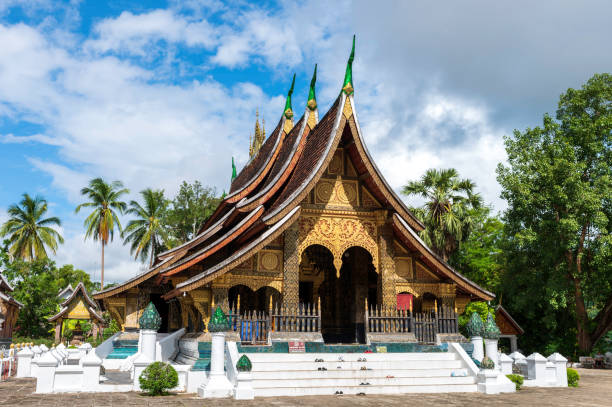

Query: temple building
[[0, 272, 22, 347], [94, 38, 493, 344], [50, 282, 104, 343]]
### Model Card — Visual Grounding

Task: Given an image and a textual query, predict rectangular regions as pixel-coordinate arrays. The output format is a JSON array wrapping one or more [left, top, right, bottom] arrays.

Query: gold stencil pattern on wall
[[315, 179, 359, 207]]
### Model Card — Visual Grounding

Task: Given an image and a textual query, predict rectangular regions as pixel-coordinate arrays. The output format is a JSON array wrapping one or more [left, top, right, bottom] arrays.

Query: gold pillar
[[282, 221, 300, 308], [377, 212, 396, 307]]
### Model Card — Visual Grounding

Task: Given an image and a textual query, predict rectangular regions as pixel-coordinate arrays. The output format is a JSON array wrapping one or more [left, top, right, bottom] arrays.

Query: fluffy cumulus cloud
[[1, 0, 612, 282]]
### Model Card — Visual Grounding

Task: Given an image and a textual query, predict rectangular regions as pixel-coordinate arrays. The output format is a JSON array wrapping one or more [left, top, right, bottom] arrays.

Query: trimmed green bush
[[567, 368, 580, 387], [506, 374, 524, 390], [139, 362, 178, 396]]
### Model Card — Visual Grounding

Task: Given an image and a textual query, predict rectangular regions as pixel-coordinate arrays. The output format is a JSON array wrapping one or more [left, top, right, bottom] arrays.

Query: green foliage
[[162, 181, 221, 247], [567, 368, 580, 387], [403, 168, 483, 261], [0, 194, 64, 261], [506, 374, 524, 390], [459, 302, 494, 337], [450, 206, 505, 292], [123, 189, 169, 267], [139, 362, 178, 396], [497, 73, 612, 354], [0, 252, 96, 338]]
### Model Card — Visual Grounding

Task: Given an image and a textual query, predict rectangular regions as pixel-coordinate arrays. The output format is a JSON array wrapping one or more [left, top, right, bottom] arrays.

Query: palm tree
[[0, 194, 64, 260], [402, 168, 482, 261], [122, 188, 169, 268], [75, 178, 128, 289]]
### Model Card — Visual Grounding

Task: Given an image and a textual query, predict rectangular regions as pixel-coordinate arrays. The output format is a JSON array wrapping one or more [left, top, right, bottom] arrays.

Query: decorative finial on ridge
[[231, 157, 237, 182], [284, 73, 296, 120], [307, 64, 317, 111], [342, 35, 355, 95]]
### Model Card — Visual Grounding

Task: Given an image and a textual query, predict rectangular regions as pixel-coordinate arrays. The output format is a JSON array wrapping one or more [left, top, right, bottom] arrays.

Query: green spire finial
[[231, 157, 237, 182], [139, 302, 162, 331], [342, 35, 355, 95], [483, 312, 501, 339], [284, 73, 296, 119], [307, 64, 317, 111], [466, 312, 484, 338], [208, 306, 230, 332]]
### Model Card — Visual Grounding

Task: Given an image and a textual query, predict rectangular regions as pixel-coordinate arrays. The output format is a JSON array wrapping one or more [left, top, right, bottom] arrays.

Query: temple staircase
[[105, 339, 138, 360], [244, 351, 476, 396]]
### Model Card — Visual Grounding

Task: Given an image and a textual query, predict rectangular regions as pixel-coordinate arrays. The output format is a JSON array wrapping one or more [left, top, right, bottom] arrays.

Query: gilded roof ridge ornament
[[342, 35, 355, 96], [307, 64, 317, 111], [284, 73, 296, 120]]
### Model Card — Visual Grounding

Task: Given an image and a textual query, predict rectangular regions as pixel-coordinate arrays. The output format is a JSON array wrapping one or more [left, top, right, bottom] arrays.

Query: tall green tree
[[497, 73, 612, 353], [450, 207, 505, 293], [0, 194, 64, 261], [163, 181, 220, 246], [75, 178, 128, 289], [403, 168, 483, 261], [123, 188, 169, 267]]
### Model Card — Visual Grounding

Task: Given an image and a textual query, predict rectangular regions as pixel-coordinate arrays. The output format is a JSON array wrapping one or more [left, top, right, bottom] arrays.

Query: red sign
[[397, 293, 413, 311], [288, 341, 305, 353]]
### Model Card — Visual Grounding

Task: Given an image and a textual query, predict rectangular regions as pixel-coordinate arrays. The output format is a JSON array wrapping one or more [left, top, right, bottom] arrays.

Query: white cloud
[[85, 9, 216, 55]]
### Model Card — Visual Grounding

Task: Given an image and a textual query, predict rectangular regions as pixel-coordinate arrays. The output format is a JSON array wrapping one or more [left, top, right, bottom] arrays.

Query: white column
[[140, 329, 157, 361], [484, 338, 499, 368], [198, 332, 233, 398], [548, 353, 568, 386], [471, 336, 484, 362], [35, 352, 59, 393], [82, 350, 102, 390], [527, 352, 547, 381], [17, 347, 34, 378]]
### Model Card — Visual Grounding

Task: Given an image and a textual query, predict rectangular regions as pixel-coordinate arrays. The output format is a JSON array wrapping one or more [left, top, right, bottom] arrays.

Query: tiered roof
[[0, 272, 22, 309], [50, 282, 103, 322], [94, 38, 493, 302]]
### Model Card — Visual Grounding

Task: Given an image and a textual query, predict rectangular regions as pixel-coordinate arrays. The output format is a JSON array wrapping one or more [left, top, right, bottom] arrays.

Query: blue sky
[[1, 0, 611, 283]]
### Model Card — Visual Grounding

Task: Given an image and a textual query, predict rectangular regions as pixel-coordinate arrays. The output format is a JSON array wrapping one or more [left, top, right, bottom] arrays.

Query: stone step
[[250, 368, 468, 380], [244, 352, 456, 362], [250, 359, 464, 371], [254, 383, 479, 397], [252, 375, 476, 388]]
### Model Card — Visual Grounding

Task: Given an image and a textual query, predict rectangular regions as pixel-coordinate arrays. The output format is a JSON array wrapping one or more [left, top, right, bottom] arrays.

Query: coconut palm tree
[[0, 194, 64, 260], [75, 178, 128, 289], [122, 188, 169, 268], [402, 168, 483, 261]]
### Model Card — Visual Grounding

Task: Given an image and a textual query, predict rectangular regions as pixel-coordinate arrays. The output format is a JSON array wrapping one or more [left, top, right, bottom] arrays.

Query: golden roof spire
[[249, 109, 266, 159]]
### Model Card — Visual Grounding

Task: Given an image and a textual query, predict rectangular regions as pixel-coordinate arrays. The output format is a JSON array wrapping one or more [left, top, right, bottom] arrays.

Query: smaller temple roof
[[0, 272, 22, 308], [49, 282, 103, 322], [57, 284, 74, 301], [0, 273, 14, 293], [495, 305, 524, 335]]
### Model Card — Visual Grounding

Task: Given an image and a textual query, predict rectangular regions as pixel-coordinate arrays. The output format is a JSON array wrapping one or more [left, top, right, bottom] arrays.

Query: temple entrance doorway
[[302, 245, 375, 344], [149, 294, 169, 333], [228, 285, 281, 313]]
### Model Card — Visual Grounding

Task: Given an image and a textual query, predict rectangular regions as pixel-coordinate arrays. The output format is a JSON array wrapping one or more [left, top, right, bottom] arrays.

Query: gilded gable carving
[[315, 179, 359, 208], [327, 149, 344, 175], [361, 186, 381, 208]]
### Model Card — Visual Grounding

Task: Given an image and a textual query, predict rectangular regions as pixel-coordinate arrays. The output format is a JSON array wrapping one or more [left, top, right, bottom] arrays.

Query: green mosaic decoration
[[466, 312, 484, 338], [483, 312, 501, 340], [139, 302, 162, 331], [307, 64, 317, 111], [236, 354, 252, 372], [481, 356, 495, 369], [208, 306, 230, 332]]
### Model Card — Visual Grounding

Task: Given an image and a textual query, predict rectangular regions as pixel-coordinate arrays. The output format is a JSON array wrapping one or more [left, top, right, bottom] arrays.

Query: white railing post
[[527, 352, 547, 381], [16, 347, 33, 378], [82, 350, 102, 389], [499, 353, 513, 375], [548, 353, 568, 386], [35, 351, 58, 393]]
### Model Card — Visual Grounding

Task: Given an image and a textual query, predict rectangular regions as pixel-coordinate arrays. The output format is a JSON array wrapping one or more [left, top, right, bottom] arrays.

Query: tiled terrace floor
[[0, 368, 610, 406]]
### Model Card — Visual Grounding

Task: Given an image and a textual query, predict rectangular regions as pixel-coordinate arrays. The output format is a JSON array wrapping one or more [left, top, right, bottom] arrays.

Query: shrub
[[567, 368, 580, 387], [139, 362, 178, 396], [506, 374, 524, 390]]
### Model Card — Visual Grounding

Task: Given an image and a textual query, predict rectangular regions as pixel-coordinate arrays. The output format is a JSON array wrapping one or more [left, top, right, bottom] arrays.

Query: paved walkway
[[1, 368, 611, 406]]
